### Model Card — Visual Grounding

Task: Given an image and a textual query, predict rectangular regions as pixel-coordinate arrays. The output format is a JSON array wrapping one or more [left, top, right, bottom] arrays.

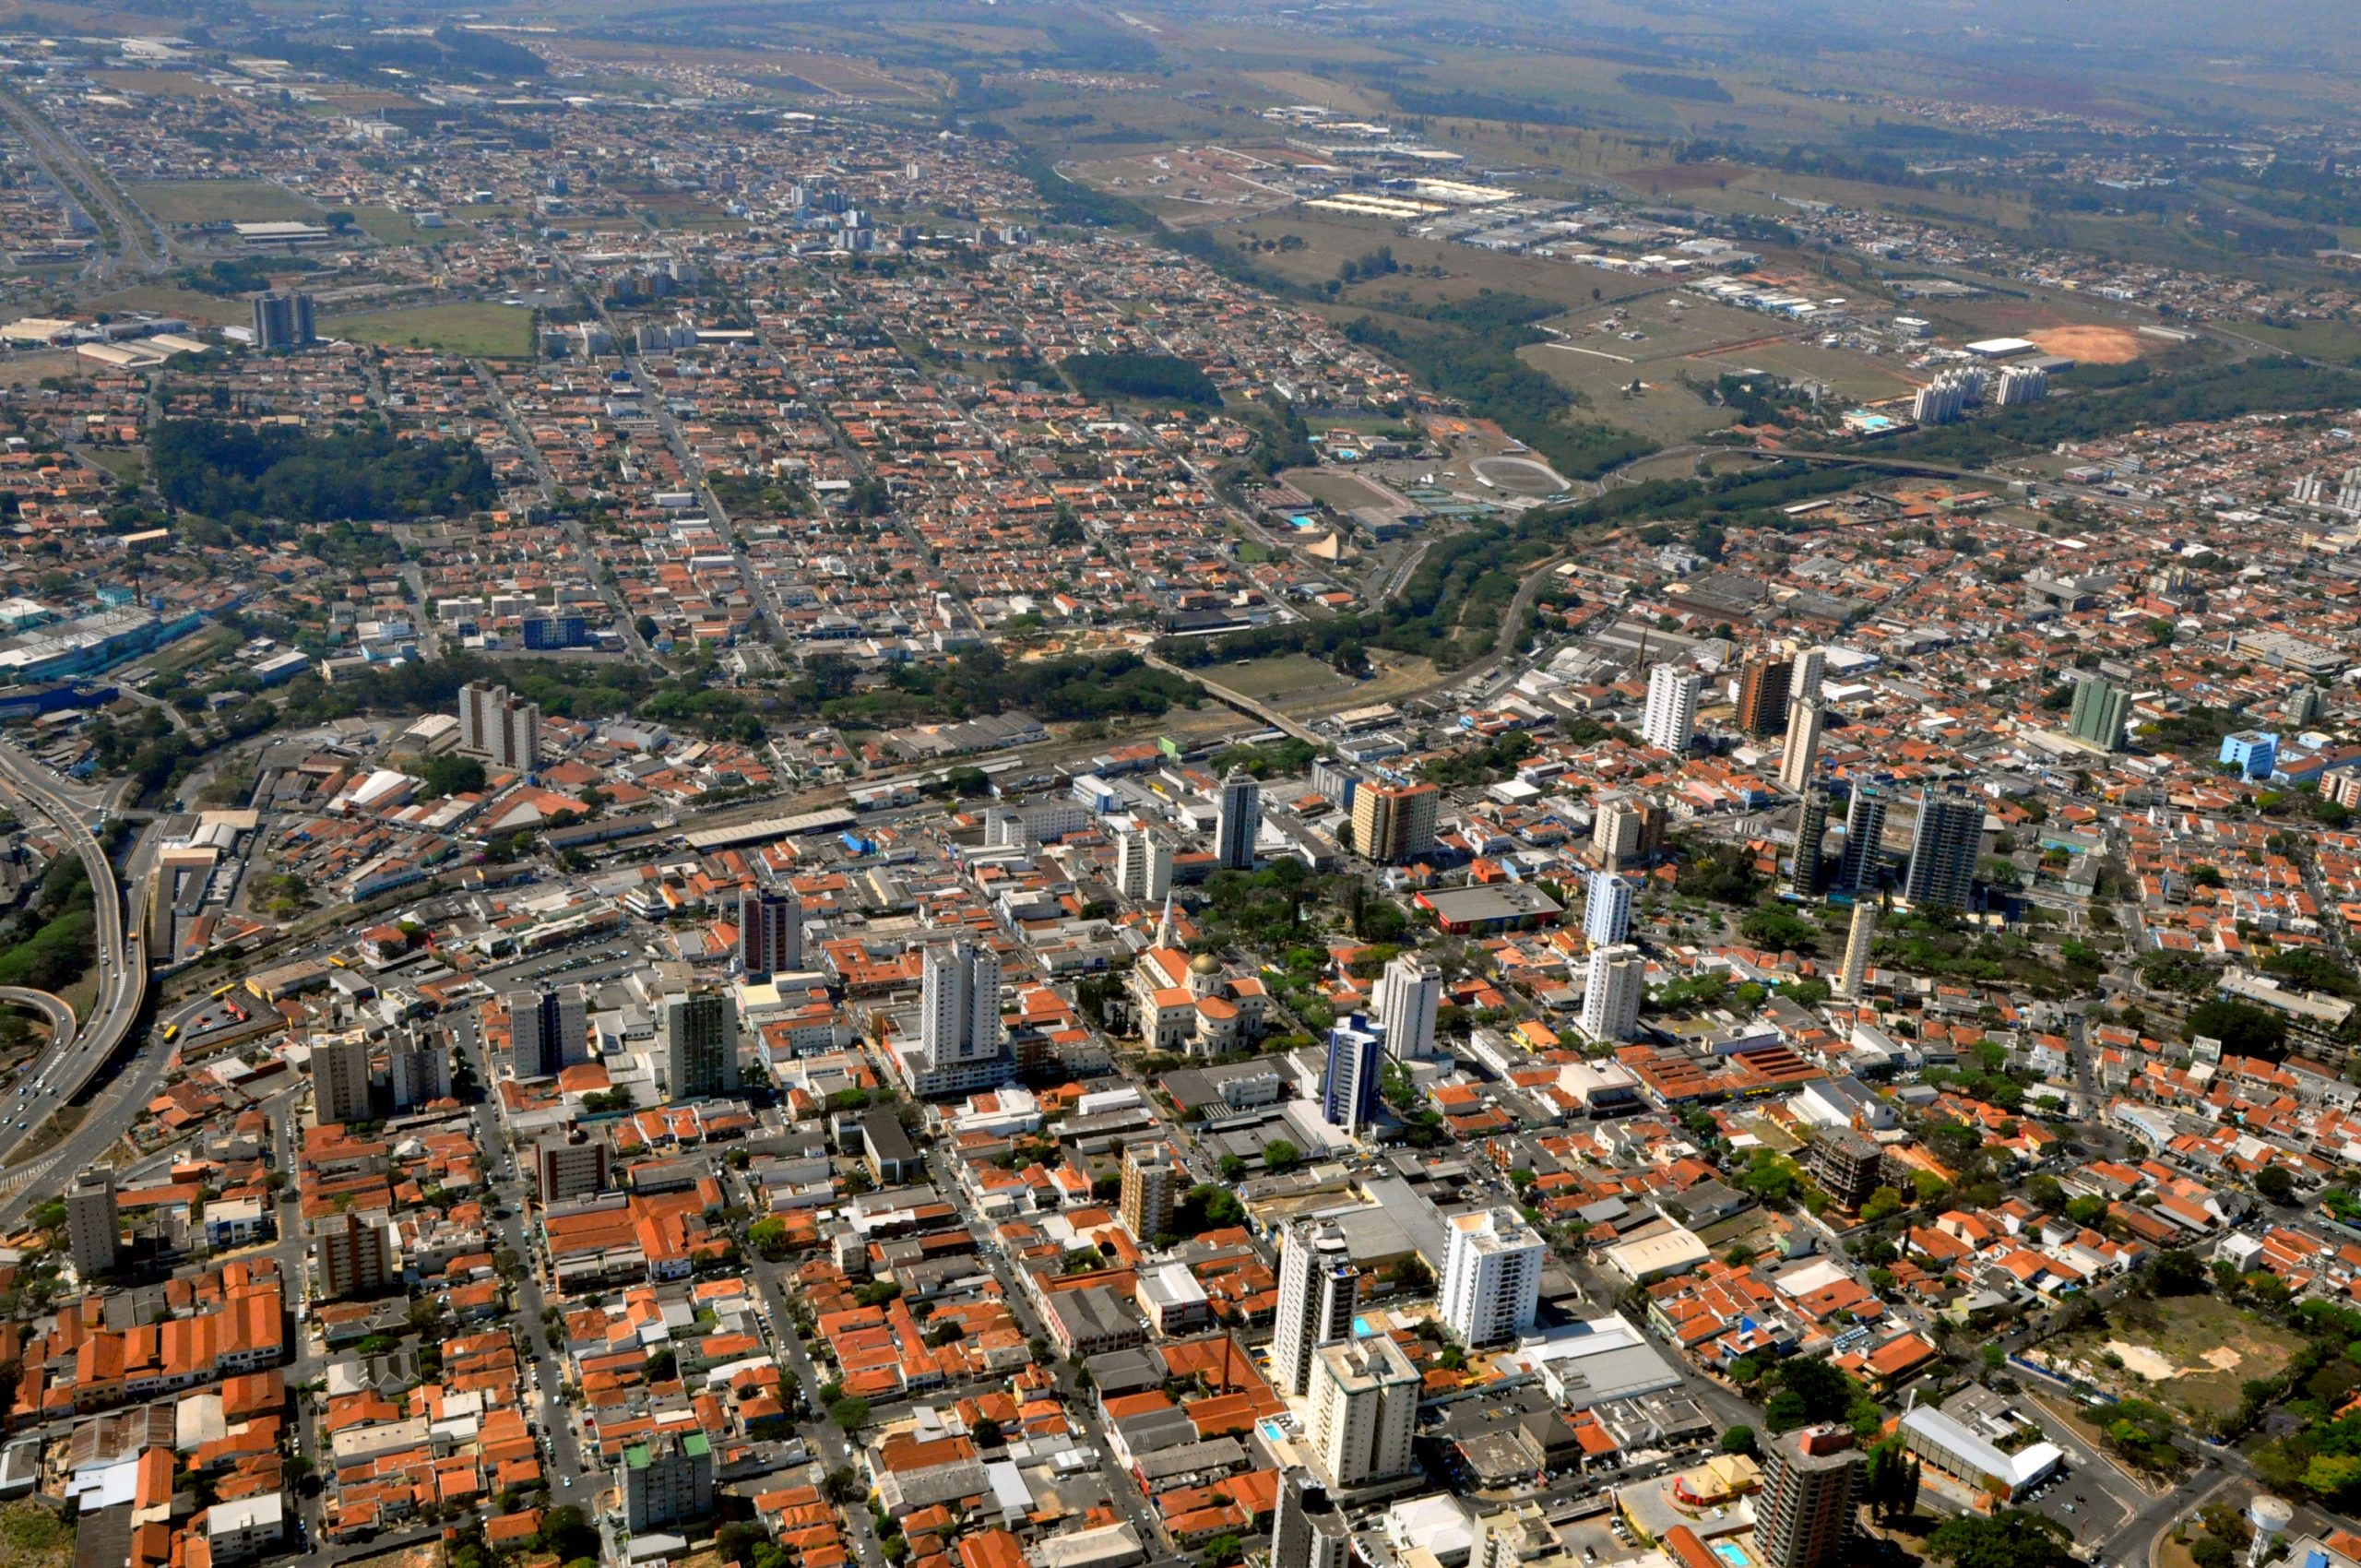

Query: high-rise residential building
[[1323, 1016, 1383, 1136], [1118, 1145, 1178, 1243], [1838, 790, 1887, 893], [456, 681, 541, 771], [1371, 953, 1443, 1061], [2068, 675, 2131, 752], [1308, 1335, 1420, 1488], [1352, 781, 1441, 865], [1837, 901, 1877, 999], [738, 885, 802, 980], [897, 938, 1013, 1098], [1788, 788, 1830, 899], [658, 988, 741, 1099], [1592, 794, 1667, 872], [1580, 944, 1644, 1044], [1593, 796, 1644, 871], [1115, 826, 1174, 901], [1215, 769, 1262, 871], [1756, 1425, 1863, 1568], [386, 1032, 451, 1111], [1735, 655, 1793, 737], [922, 939, 1002, 1065], [538, 1130, 611, 1204], [311, 1034, 374, 1127], [65, 1166, 118, 1277], [508, 985, 587, 1079], [1790, 646, 1826, 706], [621, 1431, 715, 1532], [1641, 664, 1702, 754], [316, 1209, 395, 1300], [1584, 869, 1632, 947], [1272, 1468, 1351, 1568], [1272, 1220, 1358, 1397], [2289, 685, 2326, 728], [1440, 1206, 1546, 1347], [251, 289, 316, 350], [1780, 697, 1826, 794], [1904, 789, 1984, 910]]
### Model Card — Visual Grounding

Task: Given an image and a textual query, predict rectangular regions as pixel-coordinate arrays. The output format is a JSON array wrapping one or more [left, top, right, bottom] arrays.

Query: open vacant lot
[[1280, 467, 1401, 513], [331, 303, 535, 358], [1519, 342, 1740, 445], [2045, 1293, 2308, 1420], [1217, 653, 1359, 704], [128, 180, 321, 225]]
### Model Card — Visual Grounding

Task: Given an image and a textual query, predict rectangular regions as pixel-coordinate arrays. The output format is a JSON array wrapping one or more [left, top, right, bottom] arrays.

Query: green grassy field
[[2234, 317, 2361, 362], [331, 303, 535, 358], [1280, 467, 1401, 511], [1516, 343, 1740, 444], [1684, 339, 1919, 404], [128, 180, 322, 225], [90, 283, 251, 327], [1217, 653, 1358, 702]]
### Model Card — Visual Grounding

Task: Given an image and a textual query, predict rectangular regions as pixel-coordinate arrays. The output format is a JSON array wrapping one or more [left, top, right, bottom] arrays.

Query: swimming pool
[[1711, 1543, 1751, 1568], [1353, 1316, 1373, 1337]]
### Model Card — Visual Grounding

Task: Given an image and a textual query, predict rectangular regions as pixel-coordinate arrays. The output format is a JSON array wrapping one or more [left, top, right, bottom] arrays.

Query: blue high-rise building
[[1584, 870, 1632, 947], [1323, 1016, 1383, 1137]]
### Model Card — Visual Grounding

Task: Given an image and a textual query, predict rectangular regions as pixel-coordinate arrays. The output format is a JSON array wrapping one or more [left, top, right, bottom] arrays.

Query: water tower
[[2248, 1495, 2294, 1568]]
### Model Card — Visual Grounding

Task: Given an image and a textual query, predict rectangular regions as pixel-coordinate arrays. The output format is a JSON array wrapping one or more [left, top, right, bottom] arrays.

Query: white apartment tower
[[1789, 645, 1826, 704], [509, 984, 588, 1079], [1116, 826, 1175, 902], [1308, 1335, 1420, 1488], [1440, 1206, 1546, 1347], [1271, 1220, 1359, 1397], [1641, 664, 1702, 754], [1580, 943, 1644, 1044], [922, 939, 1003, 1064], [1215, 769, 1262, 871], [1780, 697, 1826, 794], [457, 681, 541, 771], [1371, 953, 1443, 1061], [1584, 869, 1632, 947]]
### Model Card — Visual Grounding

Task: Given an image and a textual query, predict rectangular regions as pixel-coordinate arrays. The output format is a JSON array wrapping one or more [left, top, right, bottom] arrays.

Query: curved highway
[[0, 740, 152, 1191], [0, 986, 75, 1050]]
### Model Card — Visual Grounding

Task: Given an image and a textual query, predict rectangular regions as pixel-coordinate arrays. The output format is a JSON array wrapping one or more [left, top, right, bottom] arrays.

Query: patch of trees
[[174, 257, 315, 297], [1062, 352, 1220, 409], [151, 419, 494, 524], [0, 853, 94, 992], [1342, 295, 1653, 481]]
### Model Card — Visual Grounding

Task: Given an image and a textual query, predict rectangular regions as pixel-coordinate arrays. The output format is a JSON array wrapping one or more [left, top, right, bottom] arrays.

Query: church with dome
[[1126, 910, 1271, 1056]]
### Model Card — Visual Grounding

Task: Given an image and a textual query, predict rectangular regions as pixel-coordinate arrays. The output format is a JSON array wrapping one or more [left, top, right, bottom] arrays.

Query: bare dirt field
[[2034, 326, 2144, 363]]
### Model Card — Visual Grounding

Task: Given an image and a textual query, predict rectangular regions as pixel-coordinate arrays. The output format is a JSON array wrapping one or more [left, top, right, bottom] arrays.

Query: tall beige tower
[[1780, 697, 1826, 794], [65, 1166, 119, 1277], [311, 1034, 374, 1127], [1838, 900, 1878, 999]]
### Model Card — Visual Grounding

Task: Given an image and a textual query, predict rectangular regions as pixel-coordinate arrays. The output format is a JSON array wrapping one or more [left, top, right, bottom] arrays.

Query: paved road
[[0, 742, 154, 1176], [0, 985, 75, 1049], [0, 80, 168, 278]]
